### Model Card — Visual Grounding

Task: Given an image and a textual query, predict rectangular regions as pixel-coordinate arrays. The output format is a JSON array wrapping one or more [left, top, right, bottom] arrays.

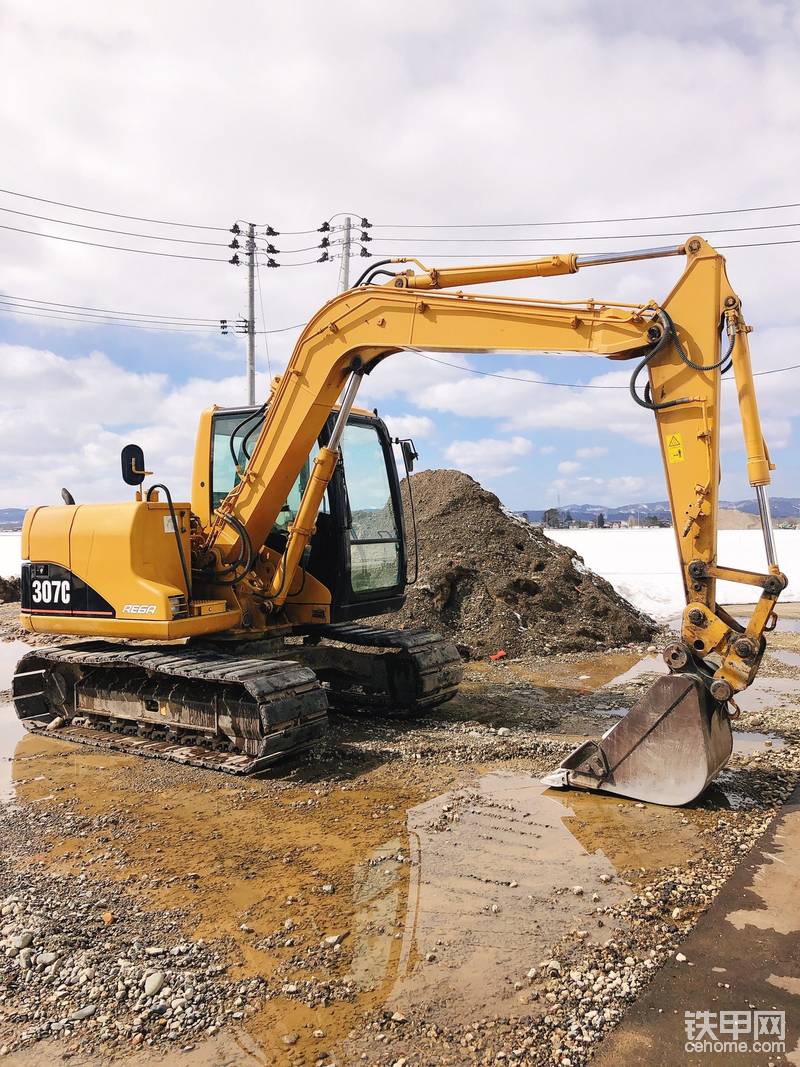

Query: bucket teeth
[[542, 673, 733, 807]]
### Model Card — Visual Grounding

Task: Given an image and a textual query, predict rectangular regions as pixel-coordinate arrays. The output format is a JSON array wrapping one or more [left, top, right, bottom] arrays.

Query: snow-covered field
[[3, 528, 798, 622], [547, 528, 800, 619], [0, 533, 20, 579]]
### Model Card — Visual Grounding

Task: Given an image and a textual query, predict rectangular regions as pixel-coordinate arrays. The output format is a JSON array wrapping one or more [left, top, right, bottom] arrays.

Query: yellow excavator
[[12, 236, 786, 805]]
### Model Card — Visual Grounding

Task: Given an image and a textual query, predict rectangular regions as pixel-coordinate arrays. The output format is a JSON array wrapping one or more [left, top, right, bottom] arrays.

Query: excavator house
[[12, 237, 787, 806]]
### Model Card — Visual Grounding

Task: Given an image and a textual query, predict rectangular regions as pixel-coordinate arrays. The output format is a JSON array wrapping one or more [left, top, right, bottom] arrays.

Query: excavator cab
[[201, 405, 409, 622]]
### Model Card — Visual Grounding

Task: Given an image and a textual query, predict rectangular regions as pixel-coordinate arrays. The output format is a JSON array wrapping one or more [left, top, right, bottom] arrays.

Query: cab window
[[210, 411, 325, 528]]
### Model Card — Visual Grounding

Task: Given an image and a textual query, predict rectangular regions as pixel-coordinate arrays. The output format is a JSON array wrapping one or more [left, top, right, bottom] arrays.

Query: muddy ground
[[0, 606, 799, 1065]]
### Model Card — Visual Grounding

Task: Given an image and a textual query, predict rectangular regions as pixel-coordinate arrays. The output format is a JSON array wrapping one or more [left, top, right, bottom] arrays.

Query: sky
[[1, 0, 799, 514]]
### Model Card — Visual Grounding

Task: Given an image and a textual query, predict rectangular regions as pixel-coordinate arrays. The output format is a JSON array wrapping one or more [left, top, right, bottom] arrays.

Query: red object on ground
[[489, 650, 507, 661]]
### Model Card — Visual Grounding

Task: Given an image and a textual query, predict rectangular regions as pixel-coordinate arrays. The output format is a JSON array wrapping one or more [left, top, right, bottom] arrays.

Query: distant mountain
[[521, 498, 800, 523], [0, 508, 26, 530]]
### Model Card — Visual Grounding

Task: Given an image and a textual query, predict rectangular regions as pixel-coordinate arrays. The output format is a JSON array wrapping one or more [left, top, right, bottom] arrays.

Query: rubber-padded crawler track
[[12, 642, 328, 774], [295, 623, 463, 714]]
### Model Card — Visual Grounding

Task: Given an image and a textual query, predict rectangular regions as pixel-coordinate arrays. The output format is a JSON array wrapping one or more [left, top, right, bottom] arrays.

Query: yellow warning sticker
[[667, 432, 685, 463]]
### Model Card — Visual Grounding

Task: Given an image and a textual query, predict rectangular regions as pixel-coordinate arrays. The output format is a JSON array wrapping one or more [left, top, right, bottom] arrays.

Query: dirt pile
[[391, 469, 655, 657], [0, 576, 20, 603]]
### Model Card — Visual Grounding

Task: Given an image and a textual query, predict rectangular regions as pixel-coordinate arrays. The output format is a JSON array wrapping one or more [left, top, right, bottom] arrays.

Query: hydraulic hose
[[146, 484, 192, 597], [211, 512, 256, 585], [629, 312, 691, 411], [228, 405, 266, 472], [631, 308, 736, 410], [354, 259, 394, 286]]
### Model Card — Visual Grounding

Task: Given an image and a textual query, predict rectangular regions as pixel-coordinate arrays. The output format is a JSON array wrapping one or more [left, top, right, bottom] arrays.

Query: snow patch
[[545, 528, 800, 620]]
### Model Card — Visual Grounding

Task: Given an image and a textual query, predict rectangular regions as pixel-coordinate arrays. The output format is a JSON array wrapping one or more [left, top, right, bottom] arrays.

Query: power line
[[0, 293, 306, 335], [417, 352, 800, 387], [254, 255, 273, 380], [0, 222, 230, 261], [373, 200, 800, 230], [0, 293, 222, 322], [0, 187, 229, 231], [0, 299, 218, 329], [0, 306, 227, 334], [0, 204, 228, 246], [254, 322, 306, 334]]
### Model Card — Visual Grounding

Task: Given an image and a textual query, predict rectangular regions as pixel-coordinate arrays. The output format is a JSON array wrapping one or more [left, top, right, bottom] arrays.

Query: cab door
[[336, 416, 405, 609]]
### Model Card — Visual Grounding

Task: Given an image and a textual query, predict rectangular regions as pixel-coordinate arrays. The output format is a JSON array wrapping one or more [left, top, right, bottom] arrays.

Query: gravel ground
[[0, 619, 799, 1065]]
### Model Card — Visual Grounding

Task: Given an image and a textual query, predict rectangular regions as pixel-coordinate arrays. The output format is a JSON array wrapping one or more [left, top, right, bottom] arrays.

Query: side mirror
[[121, 443, 149, 486], [400, 439, 418, 473]]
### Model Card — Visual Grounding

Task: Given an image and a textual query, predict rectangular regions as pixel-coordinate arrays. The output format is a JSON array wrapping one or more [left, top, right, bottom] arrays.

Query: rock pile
[[391, 469, 655, 658], [0, 577, 19, 603]]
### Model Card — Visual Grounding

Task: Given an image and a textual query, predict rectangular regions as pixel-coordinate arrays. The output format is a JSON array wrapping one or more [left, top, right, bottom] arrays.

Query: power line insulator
[[230, 223, 241, 235], [360, 231, 371, 242], [318, 222, 331, 233], [229, 254, 241, 266], [265, 225, 278, 236], [318, 251, 330, 262], [320, 237, 330, 248], [360, 218, 372, 229], [359, 246, 370, 257], [219, 319, 229, 334], [265, 243, 279, 254], [266, 258, 279, 268], [229, 238, 240, 249]]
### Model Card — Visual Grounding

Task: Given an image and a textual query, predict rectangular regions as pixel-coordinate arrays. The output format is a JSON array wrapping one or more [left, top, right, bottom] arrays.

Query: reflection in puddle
[[771, 649, 800, 668], [0, 700, 25, 801], [733, 730, 786, 755], [0, 640, 28, 801], [602, 654, 667, 688], [0, 639, 29, 691], [732, 676, 800, 715], [382, 774, 702, 1025]]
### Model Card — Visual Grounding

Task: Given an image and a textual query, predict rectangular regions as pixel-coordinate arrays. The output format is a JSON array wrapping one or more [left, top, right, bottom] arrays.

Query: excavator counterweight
[[14, 237, 786, 805]]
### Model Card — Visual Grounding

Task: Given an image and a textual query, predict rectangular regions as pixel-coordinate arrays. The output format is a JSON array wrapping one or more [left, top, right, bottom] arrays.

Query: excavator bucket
[[542, 674, 733, 807]]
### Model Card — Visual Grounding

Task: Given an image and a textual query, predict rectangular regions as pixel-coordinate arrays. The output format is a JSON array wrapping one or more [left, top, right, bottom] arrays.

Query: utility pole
[[338, 216, 352, 292], [246, 222, 256, 405]]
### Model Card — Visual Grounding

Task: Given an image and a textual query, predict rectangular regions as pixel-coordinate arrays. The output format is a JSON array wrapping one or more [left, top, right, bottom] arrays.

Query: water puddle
[[731, 676, 800, 715], [449, 652, 649, 737], [771, 649, 800, 668], [0, 700, 25, 801], [384, 774, 631, 1022], [0, 638, 29, 691], [0, 642, 30, 802], [733, 730, 786, 754], [733, 613, 800, 634], [602, 654, 667, 688]]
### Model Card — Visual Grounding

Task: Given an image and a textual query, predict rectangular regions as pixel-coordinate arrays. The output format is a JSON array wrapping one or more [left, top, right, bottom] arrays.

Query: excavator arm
[[202, 235, 786, 805]]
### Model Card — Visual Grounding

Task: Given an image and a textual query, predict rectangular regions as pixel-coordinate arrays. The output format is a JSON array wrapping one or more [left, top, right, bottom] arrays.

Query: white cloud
[[0, 342, 262, 507], [550, 474, 649, 507], [1, 1, 799, 507], [557, 460, 581, 474], [444, 435, 532, 478], [381, 413, 435, 440], [575, 446, 608, 459], [539, 445, 557, 455]]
